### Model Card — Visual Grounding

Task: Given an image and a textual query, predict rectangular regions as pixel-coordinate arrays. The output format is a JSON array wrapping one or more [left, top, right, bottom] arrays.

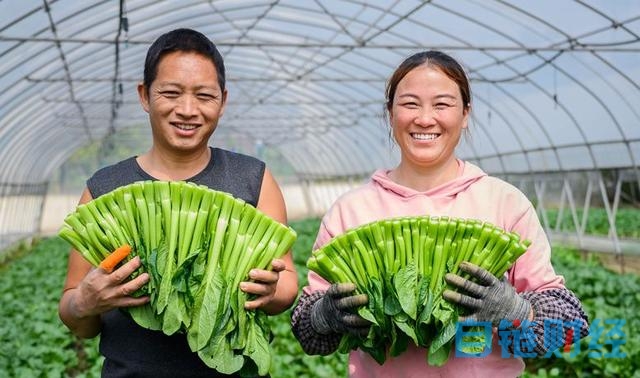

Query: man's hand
[[311, 283, 370, 337], [69, 256, 150, 319], [241, 259, 286, 310], [443, 261, 531, 326]]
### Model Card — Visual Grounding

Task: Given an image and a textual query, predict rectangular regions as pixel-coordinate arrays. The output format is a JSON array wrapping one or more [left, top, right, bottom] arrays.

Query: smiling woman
[[290, 50, 590, 378]]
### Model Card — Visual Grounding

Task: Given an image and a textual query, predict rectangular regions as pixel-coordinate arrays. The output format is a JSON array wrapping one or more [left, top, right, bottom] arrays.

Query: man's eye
[[197, 93, 215, 100], [161, 91, 179, 97]]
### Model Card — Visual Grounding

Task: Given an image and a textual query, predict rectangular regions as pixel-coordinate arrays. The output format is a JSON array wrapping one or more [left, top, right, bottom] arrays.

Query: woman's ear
[[387, 104, 394, 126], [137, 82, 150, 113], [461, 104, 471, 129]]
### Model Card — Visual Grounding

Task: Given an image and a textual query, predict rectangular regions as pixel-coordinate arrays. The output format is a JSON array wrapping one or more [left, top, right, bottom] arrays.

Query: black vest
[[87, 147, 265, 377]]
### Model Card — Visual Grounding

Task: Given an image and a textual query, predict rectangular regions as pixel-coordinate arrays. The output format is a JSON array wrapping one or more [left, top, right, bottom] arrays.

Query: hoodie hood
[[371, 160, 487, 199]]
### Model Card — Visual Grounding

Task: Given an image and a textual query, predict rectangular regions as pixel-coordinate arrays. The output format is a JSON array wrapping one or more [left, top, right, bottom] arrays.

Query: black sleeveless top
[[87, 147, 265, 377]]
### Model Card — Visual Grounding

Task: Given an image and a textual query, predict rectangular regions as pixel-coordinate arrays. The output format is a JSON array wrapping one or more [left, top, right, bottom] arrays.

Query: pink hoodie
[[304, 161, 565, 378]]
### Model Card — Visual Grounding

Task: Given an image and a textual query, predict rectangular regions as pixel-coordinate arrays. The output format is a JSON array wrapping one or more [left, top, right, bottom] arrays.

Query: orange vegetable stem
[[99, 244, 132, 273]]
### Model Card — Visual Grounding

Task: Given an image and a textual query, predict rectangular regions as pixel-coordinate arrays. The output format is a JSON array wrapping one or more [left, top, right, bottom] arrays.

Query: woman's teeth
[[411, 133, 438, 140]]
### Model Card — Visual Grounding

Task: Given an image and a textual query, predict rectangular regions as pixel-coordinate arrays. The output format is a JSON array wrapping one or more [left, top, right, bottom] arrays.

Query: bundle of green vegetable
[[58, 180, 297, 376], [307, 215, 530, 366]]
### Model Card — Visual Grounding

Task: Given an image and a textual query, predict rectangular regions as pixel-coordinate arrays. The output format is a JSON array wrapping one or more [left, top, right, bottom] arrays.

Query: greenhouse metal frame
[[0, 1, 639, 256]]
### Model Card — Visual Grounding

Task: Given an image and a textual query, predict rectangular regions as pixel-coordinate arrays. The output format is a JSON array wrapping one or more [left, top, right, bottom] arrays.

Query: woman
[[291, 51, 588, 377], [58, 28, 298, 377]]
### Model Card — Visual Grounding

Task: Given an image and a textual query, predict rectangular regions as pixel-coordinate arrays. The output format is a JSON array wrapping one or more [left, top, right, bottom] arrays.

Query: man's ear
[[137, 82, 150, 113], [219, 89, 228, 117]]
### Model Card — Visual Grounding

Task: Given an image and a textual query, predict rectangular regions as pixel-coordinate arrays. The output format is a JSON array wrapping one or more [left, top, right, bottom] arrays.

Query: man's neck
[[136, 146, 212, 181]]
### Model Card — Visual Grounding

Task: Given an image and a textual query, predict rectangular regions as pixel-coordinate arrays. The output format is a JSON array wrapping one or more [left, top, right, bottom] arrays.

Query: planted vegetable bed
[[0, 216, 638, 377]]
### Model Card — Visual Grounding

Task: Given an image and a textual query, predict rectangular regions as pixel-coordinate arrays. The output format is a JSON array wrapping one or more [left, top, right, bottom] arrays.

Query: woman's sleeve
[[290, 218, 343, 355], [507, 196, 589, 355], [520, 288, 589, 355], [291, 287, 343, 355]]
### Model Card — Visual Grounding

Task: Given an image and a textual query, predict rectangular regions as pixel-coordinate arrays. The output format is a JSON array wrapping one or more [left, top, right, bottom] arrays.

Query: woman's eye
[[435, 103, 451, 109], [402, 102, 418, 108]]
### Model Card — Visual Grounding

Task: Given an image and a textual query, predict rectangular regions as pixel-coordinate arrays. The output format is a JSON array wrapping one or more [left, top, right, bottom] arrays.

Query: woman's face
[[138, 51, 227, 154], [389, 65, 469, 170]]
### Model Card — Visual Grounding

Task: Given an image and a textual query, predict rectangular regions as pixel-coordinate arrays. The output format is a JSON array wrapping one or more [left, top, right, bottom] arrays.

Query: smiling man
[[58, 28, 298, 377]]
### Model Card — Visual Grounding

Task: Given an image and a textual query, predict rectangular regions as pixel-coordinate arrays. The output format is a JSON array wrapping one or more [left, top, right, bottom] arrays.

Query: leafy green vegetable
[[308, 215, 529, 366], [58, 180, 297, 376]]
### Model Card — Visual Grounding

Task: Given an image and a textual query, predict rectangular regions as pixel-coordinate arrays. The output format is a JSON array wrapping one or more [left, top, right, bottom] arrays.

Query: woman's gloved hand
[[443, 261, 531, 326], [311, 283, 370, 337]]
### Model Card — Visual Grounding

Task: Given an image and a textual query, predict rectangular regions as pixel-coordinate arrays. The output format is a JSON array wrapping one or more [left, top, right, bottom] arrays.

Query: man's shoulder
[[213, 147, 264, 166], [91, 157, 137, 179]]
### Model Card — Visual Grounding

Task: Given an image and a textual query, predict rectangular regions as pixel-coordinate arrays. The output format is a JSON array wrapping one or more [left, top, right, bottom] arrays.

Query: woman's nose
[[414, 108, 436, 126]]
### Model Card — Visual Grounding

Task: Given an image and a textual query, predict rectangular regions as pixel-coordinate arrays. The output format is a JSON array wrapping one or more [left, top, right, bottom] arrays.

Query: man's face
[[138, 51, 227, 154]]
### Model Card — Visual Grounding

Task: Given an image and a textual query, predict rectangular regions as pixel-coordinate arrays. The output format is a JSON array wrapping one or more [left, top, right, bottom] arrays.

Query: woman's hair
[[385, 50, 471, 113], [143, 28, 226, 91]]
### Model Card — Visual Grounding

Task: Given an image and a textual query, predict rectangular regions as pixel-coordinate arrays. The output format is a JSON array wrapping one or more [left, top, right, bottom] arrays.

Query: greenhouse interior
[[1, 1, 639, 377]]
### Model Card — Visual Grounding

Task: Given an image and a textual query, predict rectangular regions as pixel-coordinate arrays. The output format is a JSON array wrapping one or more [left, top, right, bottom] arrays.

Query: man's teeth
[[176, 124, 197, 130], [412, 133, 438, 140]]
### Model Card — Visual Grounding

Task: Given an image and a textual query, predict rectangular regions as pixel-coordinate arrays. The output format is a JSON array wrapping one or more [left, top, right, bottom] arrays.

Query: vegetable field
[[1, 216, 639, 377]]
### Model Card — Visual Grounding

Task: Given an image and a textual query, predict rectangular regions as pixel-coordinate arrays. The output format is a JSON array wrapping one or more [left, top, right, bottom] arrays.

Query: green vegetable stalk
[[58, 180, 297, 376], [308, 215, 530, 367]]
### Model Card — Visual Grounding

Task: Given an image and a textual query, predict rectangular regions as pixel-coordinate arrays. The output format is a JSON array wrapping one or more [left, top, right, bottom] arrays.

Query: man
[[59, 28, 298, 377]]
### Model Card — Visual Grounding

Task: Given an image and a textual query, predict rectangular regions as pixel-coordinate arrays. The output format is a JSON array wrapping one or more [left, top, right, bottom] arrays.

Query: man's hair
[[143, 28, 226, 91]]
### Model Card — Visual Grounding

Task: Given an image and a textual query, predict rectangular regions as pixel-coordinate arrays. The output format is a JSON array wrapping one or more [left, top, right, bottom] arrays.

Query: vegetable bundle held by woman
[[291, 51, 589, 377], [58, 28, 298, 377]]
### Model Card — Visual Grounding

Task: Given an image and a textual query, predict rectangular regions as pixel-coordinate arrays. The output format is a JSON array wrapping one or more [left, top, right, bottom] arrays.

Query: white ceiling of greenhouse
[[1, 0, 639, 184]]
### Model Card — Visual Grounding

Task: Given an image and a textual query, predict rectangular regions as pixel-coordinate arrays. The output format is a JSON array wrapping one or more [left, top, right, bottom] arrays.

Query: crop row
[[0, 217, 638, 377]]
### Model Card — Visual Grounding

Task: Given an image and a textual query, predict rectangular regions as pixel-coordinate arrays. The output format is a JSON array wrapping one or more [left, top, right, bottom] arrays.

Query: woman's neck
[[389, 157, 460, 192], [136, 146, 211, 181]]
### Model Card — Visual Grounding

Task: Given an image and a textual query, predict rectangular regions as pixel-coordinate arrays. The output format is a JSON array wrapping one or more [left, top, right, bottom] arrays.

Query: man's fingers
[[118, 295, 150, 308], [459, 262, 498, 286], [119, 272, 149, 296], [244, 296, 268, 310], [110, 256, 143, 283], [270, 258, 286, 272], [327, 283, 357, 297], [240, 281, 274, 296], [248, 268, 279, 284], [336, 294, 368, 310], [444, 273, 486, 297], [443, 289, 482, 310]]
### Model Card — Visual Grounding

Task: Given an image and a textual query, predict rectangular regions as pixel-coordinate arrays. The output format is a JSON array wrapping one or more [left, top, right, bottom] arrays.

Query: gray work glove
[[311, 283, 370, 337], [443, 261, 531, 326]]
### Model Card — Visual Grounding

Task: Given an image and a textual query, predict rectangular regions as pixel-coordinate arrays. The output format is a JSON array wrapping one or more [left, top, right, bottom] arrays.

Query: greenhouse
[[1, 1, 638, 377]]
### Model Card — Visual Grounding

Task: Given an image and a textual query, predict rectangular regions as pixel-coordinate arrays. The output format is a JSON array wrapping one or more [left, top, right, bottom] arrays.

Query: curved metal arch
[[403, 1, 636, 175], [338, 1, 590, 174], [470, 95, 530, 172], [26, 137, 88, 183], [425, 2, 603, 171], [0, 110, 89, 183], [476, 82, 565, 172], [0, 1, 638, 259]]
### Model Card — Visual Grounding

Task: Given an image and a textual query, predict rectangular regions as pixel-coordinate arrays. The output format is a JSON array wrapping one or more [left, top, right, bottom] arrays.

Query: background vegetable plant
[[0, 215, 638, 377]]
